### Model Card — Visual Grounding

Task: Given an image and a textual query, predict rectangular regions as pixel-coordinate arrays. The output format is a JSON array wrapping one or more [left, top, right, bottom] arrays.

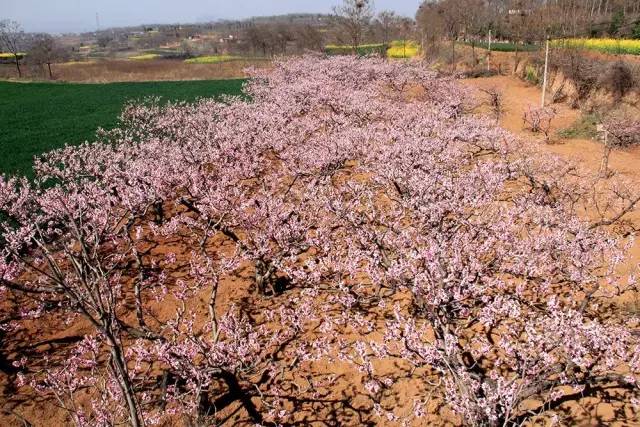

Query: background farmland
[[0, 79, 244, 177]]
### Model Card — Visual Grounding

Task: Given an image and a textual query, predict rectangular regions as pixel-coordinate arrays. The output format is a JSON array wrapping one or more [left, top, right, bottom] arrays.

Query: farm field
[[0, 57, 268, 82], [128, 53, 162, 60], [325, 40, 420, 58], [0, 79, 244, 177], [386, 40, 420, 58], [324, 42, 387, 55], [465, 41, 539, 52], [184, 54, 247, 63], [552, 38, 640, 55]]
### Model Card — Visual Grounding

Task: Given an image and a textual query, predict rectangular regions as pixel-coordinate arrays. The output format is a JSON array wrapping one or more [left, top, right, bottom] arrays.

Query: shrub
[[600, 60, 635, 99], [523, 105, 557, 143], [633, 21, 640, 40], [550, 47, 602, 104], [598, 111, 640, 176], [602, 112, 640, 147], [479, 86, 504, 121], [525, 65, 539, 84]]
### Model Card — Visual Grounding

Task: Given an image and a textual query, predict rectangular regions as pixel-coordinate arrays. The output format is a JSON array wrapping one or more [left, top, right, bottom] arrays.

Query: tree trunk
[[219, 370, 263, 424], [451, 39, 456, 72], [14, 55, 21, 78], [471, 40, 476, 65], [106, 334, 142, 427], [599, 136, 612, 178], [47, 62, 53, 79]]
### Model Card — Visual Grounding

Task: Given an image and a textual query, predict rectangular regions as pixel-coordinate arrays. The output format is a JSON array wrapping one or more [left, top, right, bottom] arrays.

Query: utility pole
[[487, 29, 492, 71], [96, 12, 100, 32], [541, 36, 550, 107]]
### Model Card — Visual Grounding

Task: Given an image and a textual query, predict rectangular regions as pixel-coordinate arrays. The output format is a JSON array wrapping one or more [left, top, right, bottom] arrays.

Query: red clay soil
[[463, 75, 640, 211]]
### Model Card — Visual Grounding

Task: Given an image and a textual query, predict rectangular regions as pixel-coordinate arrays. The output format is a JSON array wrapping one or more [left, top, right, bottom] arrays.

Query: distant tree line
[[1, 20, 71, 79], [243, 1, 414, 56], [417, 0, 640, 48], [1, 0, 421, 80]]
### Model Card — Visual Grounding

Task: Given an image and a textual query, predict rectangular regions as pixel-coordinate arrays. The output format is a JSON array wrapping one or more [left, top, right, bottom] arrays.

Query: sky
[[2, 0, 423, 34]]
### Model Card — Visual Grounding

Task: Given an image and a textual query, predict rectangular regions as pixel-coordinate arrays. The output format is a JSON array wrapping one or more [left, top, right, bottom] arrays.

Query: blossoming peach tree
[[1, 56, 639, 426]]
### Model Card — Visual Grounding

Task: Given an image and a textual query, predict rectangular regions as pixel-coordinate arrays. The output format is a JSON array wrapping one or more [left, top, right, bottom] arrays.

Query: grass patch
[[557, 114, 599, 139], [466, 41, 539, 52], [0, 79, 245, 178], [525, 65, 539, 84], [59, 60, 98, 66], [325, 43, 387, 56], [184, 55, 245, 64]]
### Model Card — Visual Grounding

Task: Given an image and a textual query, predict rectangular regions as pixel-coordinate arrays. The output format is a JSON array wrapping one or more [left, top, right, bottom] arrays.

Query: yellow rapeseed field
[[129, 54, 162, 60], [325, 40, 420, 58], [387, 40, 420, 58], [0, 52, 25, 59], [552, 38, 640, 55], [184, 55, 243, 64]]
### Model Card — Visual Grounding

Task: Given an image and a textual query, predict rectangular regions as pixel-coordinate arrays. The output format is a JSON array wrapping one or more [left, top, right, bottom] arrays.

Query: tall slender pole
[[487, 29, 492, 71], [541, 37, 550, 107]]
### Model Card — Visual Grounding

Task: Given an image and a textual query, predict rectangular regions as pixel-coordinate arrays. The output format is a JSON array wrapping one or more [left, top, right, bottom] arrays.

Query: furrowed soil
[[0, 58, 270, 83]]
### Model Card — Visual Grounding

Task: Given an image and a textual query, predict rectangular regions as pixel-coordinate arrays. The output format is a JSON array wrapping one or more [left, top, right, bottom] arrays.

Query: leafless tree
[[274, 23, 294, 54], [459, 0, 490, 65], [440, 1, 463, 70], [0, 20, 24, 77], [418, 0, 640, 53], [416, 2, 446, 58], [246, 25, 277, 56], [27, 34, 69, 79], [480, 86, 505, 121], [294, 25, 325, 52], [96, 33, 114, 49], [333, 0, 375, 53], [180, 40, 194, 58], [376, 10, 399, 46]]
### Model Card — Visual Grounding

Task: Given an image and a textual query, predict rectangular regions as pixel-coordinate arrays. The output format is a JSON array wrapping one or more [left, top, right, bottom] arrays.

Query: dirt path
[[462, 75, 640, 179]]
